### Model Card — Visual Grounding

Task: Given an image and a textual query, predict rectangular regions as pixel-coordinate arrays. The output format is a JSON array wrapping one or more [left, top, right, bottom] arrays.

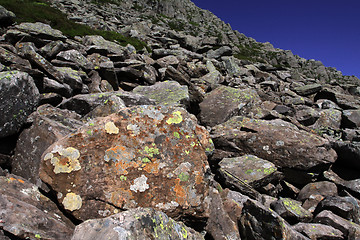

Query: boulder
[[206, 46, 232, 59], [83, 35, 125, 55], [56, 49, 94, 71], [239, 199, 309, 240], [323, 170, 360, 199], [55, 67, 86, 91], [270, 198, 313, 224], [43, 77, 73, 97], [292, 223, 343, 240], [133, 81, 190, 108], [297, 181, 338, 202], [0, 46, 32, 71], [293, 83, 322, 96], [0, 5, 15, 27], [311, 109, 342, 130], [40, 106, 214, 221], [0, 174, 74, 239], [71, 208, 204, 240], [12, 104, 83, 185], [342, 109, 360, 128], [199, 86, 262, 127], [15, 22, 66, 41], [0, 71, 39, 138], [211, 117, 337, 170], [332, 141, 360, 170]]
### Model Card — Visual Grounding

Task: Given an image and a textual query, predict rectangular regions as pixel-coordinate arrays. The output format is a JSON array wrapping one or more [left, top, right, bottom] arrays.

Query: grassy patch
[[0, 0, 148, 50]]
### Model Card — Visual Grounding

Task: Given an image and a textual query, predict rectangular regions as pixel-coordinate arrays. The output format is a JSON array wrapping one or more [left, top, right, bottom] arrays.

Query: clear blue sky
[[192, 0, 360, 78]]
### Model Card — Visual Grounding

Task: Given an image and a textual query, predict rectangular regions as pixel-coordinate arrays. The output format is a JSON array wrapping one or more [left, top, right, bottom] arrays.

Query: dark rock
[[12, 104, 83, 185], [133, 81, 190, 108], [342, 109, 360, 128], [270, 198, 313, 224], [211, 117, 337, 171], [40, 106, 214, 221], [292, 223, 343, 240], [55, 67, 86, 91], [239, 199, 310, 240], [0, 174, 74, 239], [313, 210, 360, 238], [206, 46, 232, 59], [274, 105, 293, 115], [39, 92, 63, 106], [0, 46, 32, 70], [199, 86, 262, 127], [0, 71, 39, 138], [218, 155, 282, 192], [297, 181, 338, 202], [293, 83, 322, 96], [56, 49, 94, 71], [71, 207, 204, 240], [43, 77, 73, 97], [87, 70, 102, 93], [323, 170, 360, 199], [39, 40, 66, 60], [206, 188, 241, 240], [0, 5, 15, 27], [314, 196, 360, 224], [295, 106, 320, 126], [332, 141, 360, 170]]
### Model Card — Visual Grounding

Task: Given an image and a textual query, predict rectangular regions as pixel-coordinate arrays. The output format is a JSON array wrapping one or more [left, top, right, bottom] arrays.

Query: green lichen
[[178, 172, 190, 181], [142, 157, 151, 163], [173, 132, 180, 139], [86, 130, 92, 135], [120, 175, 127, 181], [35, 234, 41, 239], [245, 169, 253, 175], [143, 146, 159, 158], [166, 111, 183, 124]]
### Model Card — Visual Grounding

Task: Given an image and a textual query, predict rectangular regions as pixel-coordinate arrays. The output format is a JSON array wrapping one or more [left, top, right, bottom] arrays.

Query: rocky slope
[[0, 0, 360, 239]]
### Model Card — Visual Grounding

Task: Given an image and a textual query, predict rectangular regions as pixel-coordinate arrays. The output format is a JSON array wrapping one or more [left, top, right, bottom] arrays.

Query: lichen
[[44, 147, 81, 174], [166, 111, 183, 124], [130, 175, 149, 192], [105, 121, 119, 134], [62, 192, 82, 211]]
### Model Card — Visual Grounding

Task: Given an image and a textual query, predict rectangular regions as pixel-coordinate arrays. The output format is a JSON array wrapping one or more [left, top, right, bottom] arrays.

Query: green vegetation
[[0, 0, 148, 50], [168, 20, 186, 32]]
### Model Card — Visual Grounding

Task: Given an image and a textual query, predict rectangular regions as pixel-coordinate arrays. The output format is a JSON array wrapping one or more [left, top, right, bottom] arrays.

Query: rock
[[133, 81, 190, 108], [295, 106, 320, 126], [40, 40, 66, 59], [43, 77, 73, 97], [206, 188, 241, 240], [0, 71, 39, 138], [83, 35, 125, 55], [239, 199, 310, 240], [314, 196, 360, 224], [58, 91, 154, 116], [206, 46, 232, 59], [315, 89, 360, 110], [199, 86, 262, 127], [311, 109, 342, 131], [211, 117, 337, 170], [270, 198, 313, 224], [293, 83, 322, 96], [39, 92, 63, 106], [12, 104, 83, 185], [0, 174, 74, 239], [70, 207, 204, 240], [332, 141, 360, 170], [55, 67, 85, 91], [156, 55, 180, 68], [40, 106, 214, 221], [219, 155, 282, 192], [222, 56, 247, 77], [342, 109, 360, 128], [323, 170, 360, 200], [199, 60, 223, 86], [313, 210, 360, 238], [0, 46, 32, 70], [297, 181, 338, 202], [56, 50, 94, 71], [292, 223, 343, 240], [0, 5, 15, 27], [16, 22, 67, 41], [0, 230, 11, 240]]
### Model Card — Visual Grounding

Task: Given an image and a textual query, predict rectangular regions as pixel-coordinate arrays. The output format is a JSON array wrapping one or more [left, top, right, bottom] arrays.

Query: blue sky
[[192, 0, 360, 78]]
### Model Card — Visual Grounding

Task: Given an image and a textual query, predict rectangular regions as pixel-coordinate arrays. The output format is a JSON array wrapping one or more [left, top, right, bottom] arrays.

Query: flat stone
[[294, 83, 322, 96], [15, 22, 66, 41], [297, 181, 338, 202], [343, 109, 360, 128], [293, 223, 343, 240], [271, 198, 313, 224]]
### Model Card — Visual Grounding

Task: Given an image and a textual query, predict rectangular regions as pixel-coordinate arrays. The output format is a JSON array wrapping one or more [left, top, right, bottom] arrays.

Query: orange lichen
[[174, 178, 186, 205], [143, 160, 160, 174]]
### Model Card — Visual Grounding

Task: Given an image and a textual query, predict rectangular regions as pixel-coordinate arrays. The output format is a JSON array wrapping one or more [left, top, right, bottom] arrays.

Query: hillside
[[0, 0, 360, 239]]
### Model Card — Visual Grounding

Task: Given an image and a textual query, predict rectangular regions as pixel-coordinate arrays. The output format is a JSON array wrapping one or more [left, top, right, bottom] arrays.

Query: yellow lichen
[[44, 147, 81, 174], [62, 192, 82, 211], [166, 111, 183, 124], [105, 121, 119, 134]]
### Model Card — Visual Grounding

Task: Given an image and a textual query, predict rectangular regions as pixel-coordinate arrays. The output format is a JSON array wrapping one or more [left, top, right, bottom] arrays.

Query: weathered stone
[[0, 174, 74, 239], [156, 55, 180, 68], [297, 181, 338, 202], [295, 106, 320, 126], [199, 60, 223, 86], [0, 46, 32, 70], [314, 196, 360, 224], [0, 229, 11, 240], [332, 141, 360, 170], [0, 71, 39, 138], [239, 199, 309, 240], [292, 223, 343, 240], [56, 49, 94, 71], [39, 92, 63, 106], [71, 208, 204, 240], [58, 91, 154, 116], [0, 5, 15, 27], [271, 198, 313, 224], [12, 104, 83, 185], [293, 83, 322, 96], [83, 35, 125, 55], [343, 109, 360, 128], [315, 89, 360, 110], [39, 40, 66, 60], [55, 67, 85, 91], [133, 81, 189, 108], [206, 188, 241, 240], [219, 155, 281, 191], [206, 46, 232, 59], [311, 109, 342, 131], [222, 56, 247, 77], [15, 22, 66, 41], [40, 106, 214, 221], [43, 77, 73, 97], [199, 86, 262, 127], [211, 117, 337, 170], [323, 170, 360, 199], [314, 210, 360, 238]]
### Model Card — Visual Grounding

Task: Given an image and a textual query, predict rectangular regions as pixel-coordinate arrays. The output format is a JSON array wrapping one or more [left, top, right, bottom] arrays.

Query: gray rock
[[43, 77, 73, 97], [12, 104, 83, 185], [0, 46, 32, 70], [83, 35, 125, 55], [0, 174, 74, 239], [292, 223, 343, 240], [156, 55, 180, 68], [0, 71, 39, 138], [133, 81, 189, 108], [199, 86, 262, 127], [311, 108, 342, 131], [314, 210, 360, 238], [55, 67, 85, 90], [294, 83, 322, 96], [295, 106, 320, 126], [343, 109, 360, 128], [324, 170, 360, 198], [15, 22, 66, 41], [211, 117, 337, 171], [271, 198, 313, 224], [39, 40, 66, 60], [71, 208, 204, 240], [0, 5, 15, 27], [56, 49, 94, 71], [206, 46, 232, 59]]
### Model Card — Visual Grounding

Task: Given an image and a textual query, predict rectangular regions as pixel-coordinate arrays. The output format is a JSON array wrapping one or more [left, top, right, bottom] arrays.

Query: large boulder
[[0, 174, 74, 239], [71, 207, 204, 240], [40, 106, 214, 221], [0, 71, 39, 138], [211, 116, 337, 170], [0, 5, 15, 27], [199, 86, 262, 127]]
